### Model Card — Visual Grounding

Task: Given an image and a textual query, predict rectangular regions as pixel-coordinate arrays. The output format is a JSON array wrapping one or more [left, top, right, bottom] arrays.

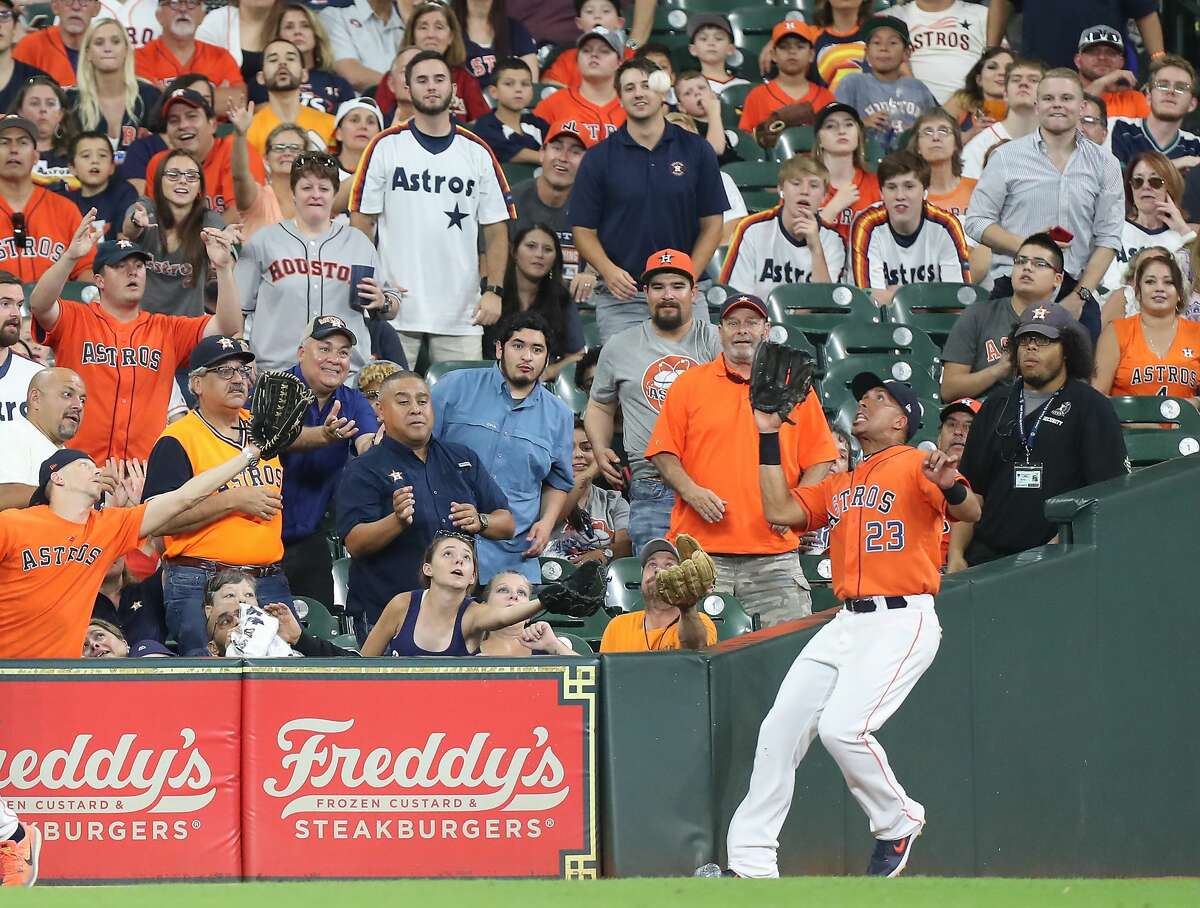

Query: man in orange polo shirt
[[12, 0, 99, 87], [142, 89, 265, 221], [646, 293, 836, 626], [534, 26, 626, 145], [134, 0, 244, 113]]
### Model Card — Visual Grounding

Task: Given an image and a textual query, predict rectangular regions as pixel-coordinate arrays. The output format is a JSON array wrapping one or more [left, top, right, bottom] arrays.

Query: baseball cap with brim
[[29, 448, 93, 507], [334, 96, 383, 130], [860, 15, 911, 46], [640, 537, 680, 567], [577, 26, 625, 56], [721, 293, 768, 320], [189, 335, 255, 371], [1078, 24, 1123, 51], [0, 115, 37, 142], [544, 119, 592, 149], [772, 19, 817, 47], [814, 101, 864, 132], [851, 372, 922, 442], [132, 640, 174, 657], [306, 314, 357, 344], [641, 248, 695, 285], [1013, 302, 1075, 340], [162, 88, 214, 119], [940, 397, 982, 423], [688, 13, 733, 40], [93, 239, 152, 271]]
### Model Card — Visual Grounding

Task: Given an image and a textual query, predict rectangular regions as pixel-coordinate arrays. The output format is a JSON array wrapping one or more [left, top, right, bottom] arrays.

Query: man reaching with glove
[[599, 536, 718, 652]]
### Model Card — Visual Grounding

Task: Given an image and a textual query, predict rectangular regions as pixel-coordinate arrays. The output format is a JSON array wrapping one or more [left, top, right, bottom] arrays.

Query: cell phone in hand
[[1048, 226, 1073, 244]]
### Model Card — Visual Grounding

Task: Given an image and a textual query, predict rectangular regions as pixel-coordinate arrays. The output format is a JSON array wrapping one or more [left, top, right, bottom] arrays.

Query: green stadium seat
[[605, 556, 643, 612], [61, 281, 92, 302], [652, 4, 690, 34], [582, 315, 600, 349], [798, 553, 833, 584], [556, 632, 595, 655], [727, 128, 768, 162], [550, 365, 589, 414], [742, 189, 780, 212], [673, 0, 754, 14], [766, 321, 819, 359], [424, 359, 491, 385], [501, 162, 537, 186], [532, 81, 559, 102], [703, 283, 740, 313], [296, 597, 358, 650], [730, 36, 771, 80], [331, 557, 349, 609], [698, 592, 760, 640], [538, 555, 576, 583], [766, 284, 881, 348], [771, 125, 815, 161], [890, 283, 987, 347], [864, 136, 887, 170], [730, 5, 797, 36], [544, 607, 613, 650], [723, 159, 780, 190], [821, 354, 941, 404], [703, 244, 728, 282], [1110, 396, 1200, 467], [718, 83, 755, 128], [823, 320, 940, 365]]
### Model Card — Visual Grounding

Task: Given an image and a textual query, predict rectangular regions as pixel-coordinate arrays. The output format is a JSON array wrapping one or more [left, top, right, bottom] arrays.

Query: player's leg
[[725, 620, 843, 878], [0, 798, 41, 887], [815, 602, 941, 867]]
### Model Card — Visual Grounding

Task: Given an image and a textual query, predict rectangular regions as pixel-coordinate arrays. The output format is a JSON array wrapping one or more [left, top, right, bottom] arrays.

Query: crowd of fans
[[0, 0, 1191, 667]]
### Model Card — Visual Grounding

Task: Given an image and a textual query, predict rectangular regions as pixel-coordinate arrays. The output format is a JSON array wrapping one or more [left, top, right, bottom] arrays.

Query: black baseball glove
[[539, 561, 606, 619], [750, 342, 816, 425], [248, 370, 315, 460]]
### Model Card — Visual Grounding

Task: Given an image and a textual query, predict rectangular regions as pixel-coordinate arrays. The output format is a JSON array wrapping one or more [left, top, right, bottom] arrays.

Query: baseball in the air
[[648, 70, 672, 94]]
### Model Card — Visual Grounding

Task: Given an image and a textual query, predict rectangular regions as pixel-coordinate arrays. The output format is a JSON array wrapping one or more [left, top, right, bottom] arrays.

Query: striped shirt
[[850, 202, 970, 289], [720, 205, 847, 294], [962, 128, 1125, 281]]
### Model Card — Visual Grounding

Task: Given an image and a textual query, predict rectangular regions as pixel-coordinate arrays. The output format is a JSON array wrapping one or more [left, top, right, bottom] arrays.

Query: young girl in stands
[[477, 572, 578, 656], [452, 0, 539, 89], [813, 102, 880, 243], [11, 75, 77, 189], [944, 47, 1013, 144], [811, 0, 871, 90], [261, 2, 356, 115]]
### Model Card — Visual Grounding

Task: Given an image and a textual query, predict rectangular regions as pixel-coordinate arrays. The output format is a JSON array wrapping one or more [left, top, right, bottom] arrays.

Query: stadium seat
[[771, 125, 815, 161], [297, 597, 358, 650], [742, 189, 781, 212], [823, 320, 940, 365], [424, 359, 491, 385], [864, 137, 887, 170], [544, 608, 613, 650], [723, 160, 780, 191], [532, 81, 559, 102], [550, 365, 589, 414], [821, 354, 940, 406], [890, 283, 987, 347], [703, 244, 728, 282], [730, 37, 771, 80], [538, 555, 576, 582], [653, 4, 690, 34], [673, 0, 754, 16], [766, 284, 880, 347], [606, 556, 643, 612], [501, 162, 537, 186], [810, 586, 841, 612], [557, 632, 595, 655], [726, 128, 769, 162], [331, 556, 350, 609], [798, 552, 833, 584], [718, 83, 755, 128], [698, 592, 760, 640], [730, 5, 799, 37], [582, 315, 600, 349], [1110, 396, 1200, 468], [766, 321, 819, 359], [61, 281, 92, 302]]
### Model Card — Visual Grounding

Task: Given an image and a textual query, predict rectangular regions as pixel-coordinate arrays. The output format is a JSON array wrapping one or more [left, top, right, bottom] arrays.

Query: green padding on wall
[[599, 653, 713, 877]]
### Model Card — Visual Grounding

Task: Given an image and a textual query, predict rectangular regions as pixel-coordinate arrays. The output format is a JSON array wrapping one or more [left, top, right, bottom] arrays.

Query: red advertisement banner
[[0, 664, 243, 882], [241, 662, 597, 879]]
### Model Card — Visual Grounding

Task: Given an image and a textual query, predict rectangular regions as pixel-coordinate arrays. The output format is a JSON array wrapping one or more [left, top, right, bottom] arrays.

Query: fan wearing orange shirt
[[11, 0, 96, 87], [739, 21, 833, 134], [540, 0, 634, 89], [133, 0, 245, 114], [646, 293, 836, 627], [533, 27, 626, 146], [1074, 25, 1150, 122], [1093, 251, 1200, 401], [0, 440, 268, 660], [814, 103, 881, 243], [708, 370, 980, 881]]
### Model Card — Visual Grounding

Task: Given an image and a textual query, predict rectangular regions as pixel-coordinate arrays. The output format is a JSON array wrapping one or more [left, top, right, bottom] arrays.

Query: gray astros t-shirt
[[590, 318, 720, 480], [942, 296, 1024, 377]]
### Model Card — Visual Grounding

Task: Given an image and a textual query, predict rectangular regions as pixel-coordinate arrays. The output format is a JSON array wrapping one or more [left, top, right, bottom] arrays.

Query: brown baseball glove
[[754, 101, 816, 149], [655, 535, 717, 608]]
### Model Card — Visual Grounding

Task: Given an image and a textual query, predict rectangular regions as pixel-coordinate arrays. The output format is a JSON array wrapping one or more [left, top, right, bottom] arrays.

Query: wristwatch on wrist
[[241, 445, 260, 465], [1076, 286, 1095, 305], [480, 281, 503, 296], [478, 512, 490, 532], [603, 548, 614, 560]]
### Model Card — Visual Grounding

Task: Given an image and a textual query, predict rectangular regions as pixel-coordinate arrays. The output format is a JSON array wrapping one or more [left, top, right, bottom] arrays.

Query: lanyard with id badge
[[1014, 389, 1059, 490]]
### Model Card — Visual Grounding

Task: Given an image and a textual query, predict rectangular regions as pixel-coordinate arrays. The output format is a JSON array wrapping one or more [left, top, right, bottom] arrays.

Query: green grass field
[[8, 878, 1200, 907]]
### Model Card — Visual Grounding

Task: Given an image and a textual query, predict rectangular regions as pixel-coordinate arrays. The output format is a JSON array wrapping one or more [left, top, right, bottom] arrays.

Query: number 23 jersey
[[791, 445, 955, 600]]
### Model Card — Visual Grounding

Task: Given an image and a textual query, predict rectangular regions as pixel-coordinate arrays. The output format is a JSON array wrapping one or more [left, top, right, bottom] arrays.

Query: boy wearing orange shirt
[[541, 0, 633, 89], [739, 20, 834, 134], [535, 27, 626, 145]]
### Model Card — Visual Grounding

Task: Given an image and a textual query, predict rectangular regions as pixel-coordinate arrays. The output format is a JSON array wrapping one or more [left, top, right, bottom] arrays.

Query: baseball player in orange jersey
[[698, 371, 981, 880], [28, 209, 243, 463]]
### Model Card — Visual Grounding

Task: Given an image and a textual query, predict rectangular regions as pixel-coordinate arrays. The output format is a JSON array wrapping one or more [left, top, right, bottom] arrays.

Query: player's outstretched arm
[[30, 208, 102, 332], [139, 445, 263, 538], [922, 449, 982, 523], [755, 410, 810, 529]]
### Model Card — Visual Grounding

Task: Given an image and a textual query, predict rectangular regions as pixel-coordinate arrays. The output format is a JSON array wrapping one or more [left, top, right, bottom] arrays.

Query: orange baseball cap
[[544, 119, 592, 149], [641, 248, 696, 284], [771, 19, 818, 47], [939, 398, 982, 422]]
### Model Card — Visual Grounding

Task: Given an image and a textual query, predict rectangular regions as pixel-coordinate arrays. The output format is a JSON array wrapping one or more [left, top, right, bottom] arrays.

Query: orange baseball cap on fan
[[641, 249, 696, 284], [544, 119, 593, 149], [772, 19, 818, 46]]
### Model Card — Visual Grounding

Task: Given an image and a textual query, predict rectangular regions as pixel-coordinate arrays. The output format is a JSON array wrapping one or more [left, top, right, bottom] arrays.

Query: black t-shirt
[[959, 377, 1129, 556], [0, 61, 48, 115]]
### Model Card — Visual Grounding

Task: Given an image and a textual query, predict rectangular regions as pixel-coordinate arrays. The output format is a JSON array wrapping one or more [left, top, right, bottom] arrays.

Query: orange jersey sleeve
[[0, 504, 147, 658], [13, 28, 76, 87], [599, 611, 717, 652]]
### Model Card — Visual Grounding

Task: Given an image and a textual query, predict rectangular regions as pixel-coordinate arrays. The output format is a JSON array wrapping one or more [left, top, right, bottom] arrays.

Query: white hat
[[335, 97, 383, 130]]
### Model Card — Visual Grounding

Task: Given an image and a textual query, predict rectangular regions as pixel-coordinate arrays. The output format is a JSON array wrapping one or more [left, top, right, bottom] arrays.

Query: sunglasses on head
[[294, 152, 337, 168], [1131, 175, 1166, 190], [434, 529, 474, 545]]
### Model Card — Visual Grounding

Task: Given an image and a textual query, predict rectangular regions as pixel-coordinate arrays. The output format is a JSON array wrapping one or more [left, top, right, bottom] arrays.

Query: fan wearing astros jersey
[[706, 371, 980, 881], [28, 212, 243, 463]]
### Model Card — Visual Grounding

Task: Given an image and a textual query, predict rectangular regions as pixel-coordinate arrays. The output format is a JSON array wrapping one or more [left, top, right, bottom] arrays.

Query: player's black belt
[[843, 596, 908, 613], [166, 556, 281, 578]]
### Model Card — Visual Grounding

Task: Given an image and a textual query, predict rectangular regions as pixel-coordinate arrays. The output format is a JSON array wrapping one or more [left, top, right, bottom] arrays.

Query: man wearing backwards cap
[[584, 248, 720, 553], [951, 302, 1128, 569], [703, 368, 981, 880], [599, 537, 717, 652], [143, 335, 292, 656], [647, 294, 837, 626]]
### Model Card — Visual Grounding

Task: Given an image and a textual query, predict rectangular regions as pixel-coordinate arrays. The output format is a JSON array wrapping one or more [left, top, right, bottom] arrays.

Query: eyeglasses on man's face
[[208, 364, 254, 381], [1013, 254, 1058, 271]]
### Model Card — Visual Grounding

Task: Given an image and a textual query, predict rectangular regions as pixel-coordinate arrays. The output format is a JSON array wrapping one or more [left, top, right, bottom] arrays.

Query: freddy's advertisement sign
[[242, 662, 597, 879]]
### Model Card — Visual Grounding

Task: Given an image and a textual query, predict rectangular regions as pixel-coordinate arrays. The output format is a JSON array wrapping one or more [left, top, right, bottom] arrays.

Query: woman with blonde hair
[[69, 17, 161, 161], [259, 2, 355, 115]]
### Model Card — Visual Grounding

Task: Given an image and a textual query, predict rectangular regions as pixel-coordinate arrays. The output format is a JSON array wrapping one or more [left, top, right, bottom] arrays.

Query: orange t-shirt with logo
[[822, 169, 881, 244], [12, 27, 77, 87], [0, 504, 147, 658], [146, 136, 266, 220], [1110, 315, 1200, 397], [0, 189, 96, 284], [36, 300, 209, 462], [134, 38, 244, 88], [533, 87, 626, 145], [738, 80, 835, 133], [791, 445, 956, 601], [646, 354, 838, 554], [599, 610, 717, 652], [928, 177, 977, 221]]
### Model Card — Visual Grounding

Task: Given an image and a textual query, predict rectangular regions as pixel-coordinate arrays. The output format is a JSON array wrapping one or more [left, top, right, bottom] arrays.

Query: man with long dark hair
[[949, 302, 1129, 568]]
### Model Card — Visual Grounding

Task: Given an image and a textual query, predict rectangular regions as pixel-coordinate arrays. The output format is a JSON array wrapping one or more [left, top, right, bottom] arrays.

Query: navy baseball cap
[[851, 372, 923, 441], [860, 15, 911, 46], [639, 538, 680, 567], [162, 88, 214, 119], [720, 293, 768, 320], [131, 640, 174, 657], [29, 448, 93, 506], [814, 102, 863, 132], [93, 239, 151, 271], [1014, 302, 1075, 340], [189, 335, 255, 371]]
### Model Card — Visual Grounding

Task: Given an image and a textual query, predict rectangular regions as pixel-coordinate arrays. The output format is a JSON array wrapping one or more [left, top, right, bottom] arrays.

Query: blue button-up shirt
[[280, 364, 379, 542], [567, 121, 728, 278], [334, 434, 509, 625], [432, 365, 574, 583]]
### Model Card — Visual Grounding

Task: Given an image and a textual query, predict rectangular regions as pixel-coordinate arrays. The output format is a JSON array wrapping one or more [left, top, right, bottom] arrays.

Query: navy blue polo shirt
[[280, 364, 379, 542], [333, 434, 509, 625], [567, 121, 728, 279]]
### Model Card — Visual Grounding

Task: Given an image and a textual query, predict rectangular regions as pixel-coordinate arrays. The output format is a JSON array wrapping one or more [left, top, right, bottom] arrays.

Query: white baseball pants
[[0, 798, 18, 841], [726, 596, 941, 878]]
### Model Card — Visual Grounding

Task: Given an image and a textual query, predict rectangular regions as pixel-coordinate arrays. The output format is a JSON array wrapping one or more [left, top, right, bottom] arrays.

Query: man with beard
[[431, 311, 573, 585], [1072, 25, 1148, 121], [0, 271, 43, 431], [134, 0, 244, 114], [1109, 55, 1200, 170], [336, 369, 512, 643], [350, 50, 512, 367], [245, 39, 336, 156], [0, 368, 86, 509], [646, 294, 836, 626], [12, 0, 99, 87], [570, 57, 727, 342], [950, 303, 1128, 569], [584, 249, 720, 553]]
